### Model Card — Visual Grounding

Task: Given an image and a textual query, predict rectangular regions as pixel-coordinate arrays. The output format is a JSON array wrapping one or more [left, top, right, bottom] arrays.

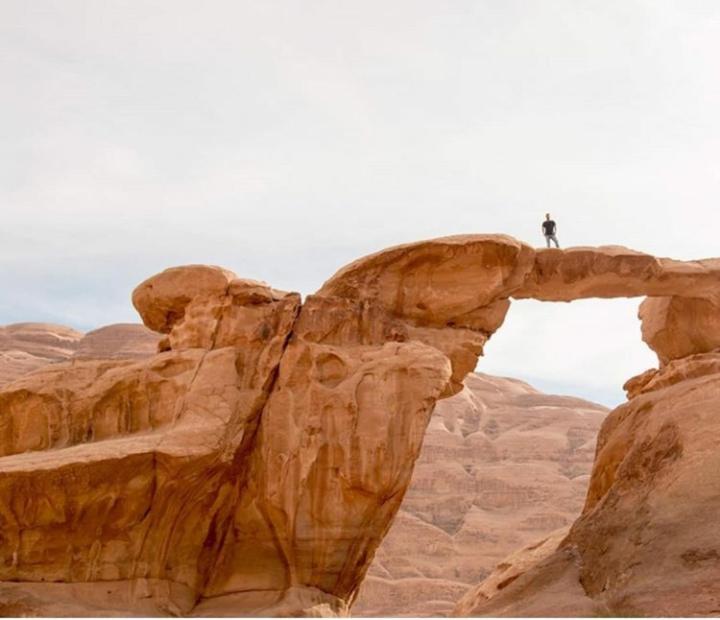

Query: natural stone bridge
[[1, 235, 719, 616]]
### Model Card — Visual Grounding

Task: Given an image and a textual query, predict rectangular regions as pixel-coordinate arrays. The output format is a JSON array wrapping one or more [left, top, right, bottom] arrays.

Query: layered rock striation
[[0, 323, 83, 387], [1, 235, 719, 616], [0, 323, 159, 389], [353, 374, 607, 617]]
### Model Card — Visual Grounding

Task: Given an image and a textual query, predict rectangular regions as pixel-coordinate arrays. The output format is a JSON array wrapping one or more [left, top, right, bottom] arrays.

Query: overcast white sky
[[2, 1, 720, 406]]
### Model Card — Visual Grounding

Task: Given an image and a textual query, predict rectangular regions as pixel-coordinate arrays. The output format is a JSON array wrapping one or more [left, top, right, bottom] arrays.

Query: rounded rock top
[[132, 265, 238, 333]]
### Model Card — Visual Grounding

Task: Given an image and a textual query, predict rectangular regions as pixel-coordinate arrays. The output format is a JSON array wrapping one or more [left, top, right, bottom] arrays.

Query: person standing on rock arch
[[542, 213, 560, 248]]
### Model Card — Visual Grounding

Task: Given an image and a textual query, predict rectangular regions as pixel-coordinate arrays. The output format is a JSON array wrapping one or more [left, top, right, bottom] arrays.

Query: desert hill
[[0, 322, 159, 388], [354, 373, 606, 616], [0, 323, 83, 386]]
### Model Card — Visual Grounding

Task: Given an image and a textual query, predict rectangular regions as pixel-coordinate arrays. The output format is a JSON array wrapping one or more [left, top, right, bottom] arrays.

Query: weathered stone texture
[[2, 235, 720, 616]]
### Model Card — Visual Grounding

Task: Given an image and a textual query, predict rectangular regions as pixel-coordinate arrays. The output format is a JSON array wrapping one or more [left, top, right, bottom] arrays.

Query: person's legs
[[551, 235, 560, 248], [545, 235, 551, 248]]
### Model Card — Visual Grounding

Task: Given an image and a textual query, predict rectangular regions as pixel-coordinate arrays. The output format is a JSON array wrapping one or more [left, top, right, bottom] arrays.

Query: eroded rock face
[[0, 275, 303, 616], [1, 234, 720, 616], [455, 353, 720, 617], [0, 261, 460, 616], [453, 526, 570, 616], [317, 235, 533, 396], [318, 235, 532, 333]]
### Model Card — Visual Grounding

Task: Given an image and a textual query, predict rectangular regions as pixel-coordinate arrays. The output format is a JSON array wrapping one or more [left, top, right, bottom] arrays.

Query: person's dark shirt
[[542, 220, 556, 235]]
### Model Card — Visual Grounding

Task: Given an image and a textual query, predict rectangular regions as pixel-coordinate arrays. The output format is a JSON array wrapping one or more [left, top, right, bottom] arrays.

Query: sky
[[2, 0, 720, 406]]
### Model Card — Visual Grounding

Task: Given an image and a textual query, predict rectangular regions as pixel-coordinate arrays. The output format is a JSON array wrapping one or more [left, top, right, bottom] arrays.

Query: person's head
[[545, 213, 551, 220]]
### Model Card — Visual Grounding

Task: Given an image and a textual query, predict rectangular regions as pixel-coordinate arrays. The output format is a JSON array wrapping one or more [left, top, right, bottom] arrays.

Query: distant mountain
[[0, 322, 159, 387], [353, 372, 607, 617]]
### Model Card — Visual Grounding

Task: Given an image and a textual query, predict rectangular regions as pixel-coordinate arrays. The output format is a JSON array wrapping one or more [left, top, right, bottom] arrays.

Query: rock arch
[[316, 234, 720, 368], [0, 235, 718, 615]]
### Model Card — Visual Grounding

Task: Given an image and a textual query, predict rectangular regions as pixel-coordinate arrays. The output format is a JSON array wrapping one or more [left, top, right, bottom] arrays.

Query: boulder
[[639, 296, 720, 365]]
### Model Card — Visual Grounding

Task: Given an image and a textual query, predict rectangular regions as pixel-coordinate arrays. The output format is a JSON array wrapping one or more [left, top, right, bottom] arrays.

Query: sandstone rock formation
[[0, 265, 450, 616], [1, 235, 719, 616], [353, 374, 606, 617], [455, 350, 720, 617], [454, 526, 570, 615], [5, 324, 602, 616], [638, 295, 720, 365]]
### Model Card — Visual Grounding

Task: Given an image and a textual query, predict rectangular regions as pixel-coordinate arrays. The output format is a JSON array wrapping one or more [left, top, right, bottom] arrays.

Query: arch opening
[[479, 298, 657, 407]]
